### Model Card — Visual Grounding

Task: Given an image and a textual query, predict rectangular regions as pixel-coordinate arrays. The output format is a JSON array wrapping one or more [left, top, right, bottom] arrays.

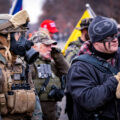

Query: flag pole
[[86, 3, 96, 18]]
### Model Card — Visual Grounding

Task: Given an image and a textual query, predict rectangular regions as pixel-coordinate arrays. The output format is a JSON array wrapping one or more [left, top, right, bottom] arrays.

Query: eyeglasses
[[100, 34, 118, 43]]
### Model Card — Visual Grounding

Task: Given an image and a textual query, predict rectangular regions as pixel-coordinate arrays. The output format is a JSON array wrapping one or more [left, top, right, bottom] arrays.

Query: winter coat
[[66, 44, 120, 120]]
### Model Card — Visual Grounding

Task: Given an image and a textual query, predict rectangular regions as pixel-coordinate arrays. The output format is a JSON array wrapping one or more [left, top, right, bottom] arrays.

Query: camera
[[48, 85, 64, 101]]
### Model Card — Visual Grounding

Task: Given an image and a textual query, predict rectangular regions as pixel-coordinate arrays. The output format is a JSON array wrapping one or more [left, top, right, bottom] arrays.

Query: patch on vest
[[37, 64, 52, 78]]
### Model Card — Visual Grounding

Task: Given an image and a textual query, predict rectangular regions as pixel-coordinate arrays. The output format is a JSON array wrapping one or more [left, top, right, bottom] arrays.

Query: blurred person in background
[[30, 29, 69, 120], [65, 18, 93, 64], [40, 19, 59, 41]]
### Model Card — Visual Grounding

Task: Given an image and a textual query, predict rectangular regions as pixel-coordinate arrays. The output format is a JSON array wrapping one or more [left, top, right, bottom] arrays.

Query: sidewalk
[[58, 97, 68, 120]]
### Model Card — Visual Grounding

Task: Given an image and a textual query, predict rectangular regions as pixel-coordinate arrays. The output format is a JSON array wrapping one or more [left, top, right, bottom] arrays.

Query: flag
[[9, 0, 23, 15], [62, 4, 96, 55]]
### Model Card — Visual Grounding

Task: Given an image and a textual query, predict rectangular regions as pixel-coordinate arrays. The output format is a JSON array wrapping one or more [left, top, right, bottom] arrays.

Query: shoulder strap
[[38, 76, 50, 96], [72, 54, 119, 75]]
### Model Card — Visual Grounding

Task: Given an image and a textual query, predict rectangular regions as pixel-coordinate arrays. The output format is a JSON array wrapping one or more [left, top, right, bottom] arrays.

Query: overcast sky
[[23, 0, 45, 24]]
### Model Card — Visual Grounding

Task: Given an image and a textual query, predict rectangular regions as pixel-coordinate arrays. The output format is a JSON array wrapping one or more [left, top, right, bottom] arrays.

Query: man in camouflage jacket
[[30, 30, 69, 120]]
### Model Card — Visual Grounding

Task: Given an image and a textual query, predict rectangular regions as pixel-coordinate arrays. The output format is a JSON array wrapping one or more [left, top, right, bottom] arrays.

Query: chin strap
[[3, 45, 12, 62], [0, 34, 13, 64], [3, 33, 12, 62]]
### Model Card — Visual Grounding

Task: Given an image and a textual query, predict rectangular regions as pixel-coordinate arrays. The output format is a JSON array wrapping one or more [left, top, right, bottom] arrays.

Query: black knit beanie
[[88, 16, 118, 43]]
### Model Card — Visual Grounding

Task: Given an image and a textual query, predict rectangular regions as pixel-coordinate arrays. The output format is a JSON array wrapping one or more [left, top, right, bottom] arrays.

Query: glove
[[114, 72, 120, 98], [51, 47, 61, 58], [116, 83, 120, 99], [114, 72, 120, 82], [51, 47, 61, 53], [55, 89, 64, 101], [48, 85, 64, 101]]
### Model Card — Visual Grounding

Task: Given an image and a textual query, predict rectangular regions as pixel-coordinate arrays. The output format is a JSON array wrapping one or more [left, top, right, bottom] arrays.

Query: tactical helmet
[[76, 18, 93, 31], [40, 20, 58, 33], [0, 10, 30, 34]]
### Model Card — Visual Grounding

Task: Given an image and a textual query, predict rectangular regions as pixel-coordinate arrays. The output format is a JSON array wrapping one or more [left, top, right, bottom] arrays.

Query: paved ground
[[58, 97, 68, 120]]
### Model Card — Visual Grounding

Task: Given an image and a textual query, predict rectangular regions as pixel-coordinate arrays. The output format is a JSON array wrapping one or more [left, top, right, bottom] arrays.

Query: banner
[[62, 4, 96, 55]]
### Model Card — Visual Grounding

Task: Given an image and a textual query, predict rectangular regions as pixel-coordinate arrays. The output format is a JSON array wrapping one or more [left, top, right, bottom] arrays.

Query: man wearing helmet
[[0, 10, 42, 120], [65, 18, 93, 64]]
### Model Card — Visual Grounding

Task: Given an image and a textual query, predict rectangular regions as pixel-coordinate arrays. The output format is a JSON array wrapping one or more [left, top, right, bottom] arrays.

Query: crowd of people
[[0, 9, 120, 120]]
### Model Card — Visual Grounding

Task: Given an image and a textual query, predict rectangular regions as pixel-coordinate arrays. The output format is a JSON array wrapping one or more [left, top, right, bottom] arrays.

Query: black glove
[[48, 85, 64, 101], [51, 47, 61, 58], [51, 47, 61, 53], [55, 88, 64, 101]]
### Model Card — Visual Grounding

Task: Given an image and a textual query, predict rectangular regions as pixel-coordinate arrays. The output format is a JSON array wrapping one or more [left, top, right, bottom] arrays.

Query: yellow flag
[[62, 5, 95, 55]]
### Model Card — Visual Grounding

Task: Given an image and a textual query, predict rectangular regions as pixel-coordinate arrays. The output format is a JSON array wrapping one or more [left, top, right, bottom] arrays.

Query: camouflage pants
[[41, 101, 58, 120], [31, 95, 43, 120]]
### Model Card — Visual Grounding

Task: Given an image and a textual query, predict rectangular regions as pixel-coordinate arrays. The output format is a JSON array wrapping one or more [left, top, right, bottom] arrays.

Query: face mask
[[10, 33, 39, 64]]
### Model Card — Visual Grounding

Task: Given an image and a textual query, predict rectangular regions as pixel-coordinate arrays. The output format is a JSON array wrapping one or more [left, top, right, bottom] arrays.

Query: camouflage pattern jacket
[[65, 38, 84, 64]]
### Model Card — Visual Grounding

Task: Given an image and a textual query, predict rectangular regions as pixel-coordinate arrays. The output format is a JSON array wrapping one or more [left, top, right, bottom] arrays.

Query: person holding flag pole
[[62, 3, 96, 57], [65, 17, 93, 64]]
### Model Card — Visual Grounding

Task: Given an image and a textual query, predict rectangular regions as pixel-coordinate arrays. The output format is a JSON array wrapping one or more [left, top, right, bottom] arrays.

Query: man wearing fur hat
[[66, 16, 120, 120], [0, 10, 43, 120], [30, 30, 69, 120]]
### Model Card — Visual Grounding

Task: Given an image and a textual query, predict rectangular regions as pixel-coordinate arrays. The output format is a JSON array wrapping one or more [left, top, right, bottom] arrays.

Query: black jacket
[[66, 51, 120, 120]]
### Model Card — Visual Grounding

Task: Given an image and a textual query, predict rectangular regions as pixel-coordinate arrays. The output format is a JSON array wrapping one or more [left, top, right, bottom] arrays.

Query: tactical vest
[[0, 54, 36, 115], [33, 58, 61, 101]]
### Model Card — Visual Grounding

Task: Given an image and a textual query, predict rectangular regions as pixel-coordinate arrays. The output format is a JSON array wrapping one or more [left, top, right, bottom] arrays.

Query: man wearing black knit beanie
[[66, 16, 120, 120]]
